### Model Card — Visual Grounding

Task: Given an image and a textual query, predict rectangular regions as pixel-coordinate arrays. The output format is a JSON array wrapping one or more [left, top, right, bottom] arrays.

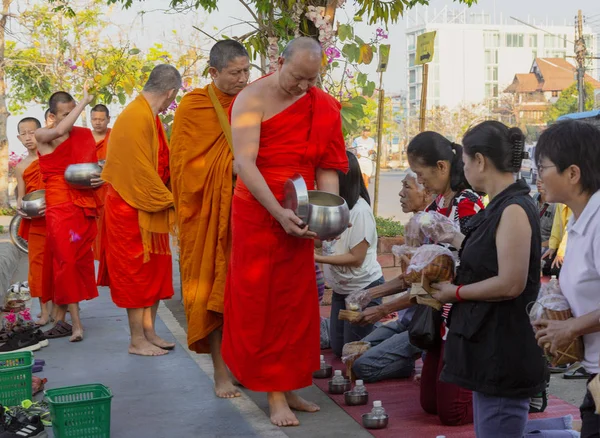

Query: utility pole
[[575, 9, 587, 113]]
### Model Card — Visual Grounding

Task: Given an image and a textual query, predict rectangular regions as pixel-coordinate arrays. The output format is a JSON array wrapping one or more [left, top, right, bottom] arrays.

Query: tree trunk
[[0, 0, 13, 209]]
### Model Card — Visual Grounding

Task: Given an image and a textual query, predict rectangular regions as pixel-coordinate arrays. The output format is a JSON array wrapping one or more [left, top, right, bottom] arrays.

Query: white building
[[405, 7, 598, 114]]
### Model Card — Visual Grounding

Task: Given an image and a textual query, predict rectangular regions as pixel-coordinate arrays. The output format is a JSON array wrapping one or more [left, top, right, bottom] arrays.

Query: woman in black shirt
[[429, 121, 547, 437]]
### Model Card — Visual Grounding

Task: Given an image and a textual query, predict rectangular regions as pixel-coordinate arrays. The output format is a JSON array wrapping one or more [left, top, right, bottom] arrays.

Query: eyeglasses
[[537, 164, 556, 174]]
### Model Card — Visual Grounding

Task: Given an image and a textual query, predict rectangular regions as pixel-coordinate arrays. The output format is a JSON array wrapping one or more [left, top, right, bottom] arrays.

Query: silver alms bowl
[[21, 189, 45, 218], [307, 191, 350, 241], [64, 163, 103, 188]]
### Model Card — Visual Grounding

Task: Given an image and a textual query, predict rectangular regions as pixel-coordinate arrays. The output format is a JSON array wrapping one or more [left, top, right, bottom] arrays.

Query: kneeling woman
[[316, 151, 384, 357], [430, 121, 547, 437]]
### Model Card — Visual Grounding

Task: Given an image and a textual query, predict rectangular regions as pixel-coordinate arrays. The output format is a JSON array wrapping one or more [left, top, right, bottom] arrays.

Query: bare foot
[[35, 316, 51, 326], [285, 391, 320, 413], [69, 328, 84, 342], [268, 392, 299, 427], [129, 339, 169, 356], [214, 372, 241, 398], [144, 331, 176, 350]]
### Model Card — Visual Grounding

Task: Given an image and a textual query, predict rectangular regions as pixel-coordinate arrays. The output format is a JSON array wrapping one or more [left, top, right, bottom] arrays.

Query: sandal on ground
[[563, 365, 591, 380], [42, 321, 73, 339]]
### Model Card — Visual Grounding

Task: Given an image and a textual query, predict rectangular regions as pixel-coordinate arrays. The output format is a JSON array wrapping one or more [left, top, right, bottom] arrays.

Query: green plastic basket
[[45, 383, 113, 438], [0, 351, 33, 407]]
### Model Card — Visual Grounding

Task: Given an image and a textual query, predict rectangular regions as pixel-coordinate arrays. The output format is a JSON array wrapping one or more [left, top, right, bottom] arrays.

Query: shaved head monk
[[98, 64, 181, 356], [35, 87, 102, 342], [90, 104, 111, 260], [15, 117, 49, 325], [170, 40, 250, 398], [222, 37, 349, 426]]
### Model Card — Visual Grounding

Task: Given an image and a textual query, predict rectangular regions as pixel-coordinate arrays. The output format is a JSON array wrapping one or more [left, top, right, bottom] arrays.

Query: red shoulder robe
[[38, 126, 101, 305], [222, 86, 348, 391], [92, 128, 111, 260], [17, 160, 46, 298]]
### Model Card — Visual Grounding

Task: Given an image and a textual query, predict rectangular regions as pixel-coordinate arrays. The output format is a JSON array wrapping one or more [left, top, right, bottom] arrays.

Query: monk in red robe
[[170, 40, 249, 398], [35, 88, 102, 342], [90, 104, 111, 260], [15, 117, 49, 325], [222, 37, 348, 427], [98, 65, 180, 356]]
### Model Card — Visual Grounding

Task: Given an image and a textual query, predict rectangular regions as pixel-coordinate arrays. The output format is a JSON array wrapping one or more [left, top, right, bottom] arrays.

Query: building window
[[485, 83, 499, 98], [409, 86, 416, 101], [409, 69, 416, 84], [544, 34, 567, 49], [408, 33, 416, 51], [486, 66, 498, 81], [484, 49, 498, 64], [532, 50, 537, 59], [529, 34, 538, 47], [552, 91, 559, 97], [484, 32, 500, 47], [506, 33, 524, 47], [409, 53, 415, 67]]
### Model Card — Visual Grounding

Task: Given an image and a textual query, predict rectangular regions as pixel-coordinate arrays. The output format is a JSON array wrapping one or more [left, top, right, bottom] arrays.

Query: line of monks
[[15, 37, 347, 427]]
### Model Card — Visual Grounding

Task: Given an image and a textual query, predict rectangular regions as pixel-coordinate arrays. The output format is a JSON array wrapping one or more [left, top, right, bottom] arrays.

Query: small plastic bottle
[[370, 400, 386, 419], [319, 355, 327, 370], [352, 380, 367, 395], [332, 370, 345, 384]]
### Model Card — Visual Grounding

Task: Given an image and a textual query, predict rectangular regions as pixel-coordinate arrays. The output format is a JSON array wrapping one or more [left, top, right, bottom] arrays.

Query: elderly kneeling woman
[[533, 120, 600, 436]]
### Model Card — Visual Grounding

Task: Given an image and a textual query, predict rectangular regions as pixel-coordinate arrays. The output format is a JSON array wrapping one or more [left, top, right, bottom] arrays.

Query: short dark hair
[[209, 40, 249, 72], [17, 117, 41, 132], [462, 120, 525, 174], [407, 131, 471, 192], [143, 64, 182, 93], [48, 91, 75, 115], [535, 119, 600, 195], [338, 151, 370, 209], [91, 104, 109, 117]]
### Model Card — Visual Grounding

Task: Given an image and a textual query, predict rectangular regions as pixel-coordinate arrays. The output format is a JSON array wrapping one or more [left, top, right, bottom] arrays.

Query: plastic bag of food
[[341, 341, 371, 365], [404, 212, 428, 247], [417, 211, 460, 244], [345, 289, 371, 311], [392, 244, 417, 274], [405, 244, 455, 284]]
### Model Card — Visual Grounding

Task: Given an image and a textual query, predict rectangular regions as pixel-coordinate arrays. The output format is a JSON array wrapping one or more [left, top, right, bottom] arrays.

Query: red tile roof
[[505, 58, 600, 94]]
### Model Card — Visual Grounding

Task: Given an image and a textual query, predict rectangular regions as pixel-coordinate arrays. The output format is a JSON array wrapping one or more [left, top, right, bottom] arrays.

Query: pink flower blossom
[[376, 28, 389, 39], [4, 313, 16, 324]]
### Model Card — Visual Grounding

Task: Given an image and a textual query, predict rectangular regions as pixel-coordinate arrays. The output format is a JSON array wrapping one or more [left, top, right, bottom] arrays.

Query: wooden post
[[373, 71, 385, 217], [419, 63, 429, 132]]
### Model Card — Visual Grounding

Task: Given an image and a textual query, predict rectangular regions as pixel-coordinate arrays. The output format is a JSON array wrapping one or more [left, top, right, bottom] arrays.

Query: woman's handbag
[[408, 304, 442, 350]]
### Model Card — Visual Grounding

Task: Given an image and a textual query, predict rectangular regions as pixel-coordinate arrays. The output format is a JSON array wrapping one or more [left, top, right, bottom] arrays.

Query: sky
[[7, 0, 600, 153]]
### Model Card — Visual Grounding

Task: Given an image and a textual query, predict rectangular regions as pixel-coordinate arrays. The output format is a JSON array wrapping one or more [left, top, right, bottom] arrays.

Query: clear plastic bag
[[345, 289, 371, 311], [341, 341, 371, 364], [417, 211, 460, 244], [320, 316, 330, 349], [406, 244, 454, 276], [528, 277, 571, 322], [404, 212, 428, 247]]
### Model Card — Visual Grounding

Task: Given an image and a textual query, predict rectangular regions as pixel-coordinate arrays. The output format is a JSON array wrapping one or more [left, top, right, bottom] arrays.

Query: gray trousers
[[352, 319, 422, 382]]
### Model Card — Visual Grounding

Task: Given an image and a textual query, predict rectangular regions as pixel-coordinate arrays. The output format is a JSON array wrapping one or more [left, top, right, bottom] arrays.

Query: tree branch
[[238, 0, 263, 30]]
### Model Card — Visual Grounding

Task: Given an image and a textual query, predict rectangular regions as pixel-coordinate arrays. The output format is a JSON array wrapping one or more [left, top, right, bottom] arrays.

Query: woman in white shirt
[[533, 120, 600, 436], [315, 151, 384, 357]]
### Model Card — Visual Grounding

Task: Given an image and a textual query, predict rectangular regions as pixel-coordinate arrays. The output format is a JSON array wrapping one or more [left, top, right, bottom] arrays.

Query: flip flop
[[42, 321, 73, 339], [563, 365, 591, 380]]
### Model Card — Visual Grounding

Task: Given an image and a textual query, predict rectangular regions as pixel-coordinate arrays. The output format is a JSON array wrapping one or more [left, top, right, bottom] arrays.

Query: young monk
[[90, 104, 111, 260], [222, 37, 348, 427], [170, 40, 249, 397], [34, 87, 102, 342], [98, 65, 180, 356], [15, 117, 50, 325]]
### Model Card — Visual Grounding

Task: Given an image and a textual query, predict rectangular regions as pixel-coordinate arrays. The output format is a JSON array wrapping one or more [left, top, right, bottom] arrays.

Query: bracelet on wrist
[[455, 285, 464, 302]]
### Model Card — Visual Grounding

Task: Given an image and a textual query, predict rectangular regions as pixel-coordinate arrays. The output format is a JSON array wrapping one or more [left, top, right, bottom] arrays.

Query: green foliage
[[546, 81, 596, 122], [375, 216, 404, 237], [0, 225, 4, 234], [0, 207, 16, 216]]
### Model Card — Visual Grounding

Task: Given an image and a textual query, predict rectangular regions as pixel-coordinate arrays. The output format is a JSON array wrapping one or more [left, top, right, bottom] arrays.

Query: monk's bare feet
[[35, 316, 51, 326], [214, 371, 241, 398], [144, 331, 176, 350], [69, 328, 84, 342], [268, 392, 299, 427], [129, 338, 169, 356], [285, 391, 320, 413]]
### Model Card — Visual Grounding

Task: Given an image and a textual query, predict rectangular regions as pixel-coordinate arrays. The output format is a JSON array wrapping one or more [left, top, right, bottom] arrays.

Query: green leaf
[[338, 24, 353, 42], [118, 92, 126, 105], [357, 73, 368, 86], [128, 48, 140, 55], [354, 35, 365, 46], [342, 43, 360, 63]]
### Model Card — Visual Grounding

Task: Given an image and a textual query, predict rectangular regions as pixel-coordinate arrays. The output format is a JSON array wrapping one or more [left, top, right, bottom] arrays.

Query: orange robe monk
[[38, 127, 100, 306], [98, 95, 174, 308], [17, 160, 46, 298], [92, 128, 111, 260], [169, 84, 234, 353], [222, 86, 348, 391]]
